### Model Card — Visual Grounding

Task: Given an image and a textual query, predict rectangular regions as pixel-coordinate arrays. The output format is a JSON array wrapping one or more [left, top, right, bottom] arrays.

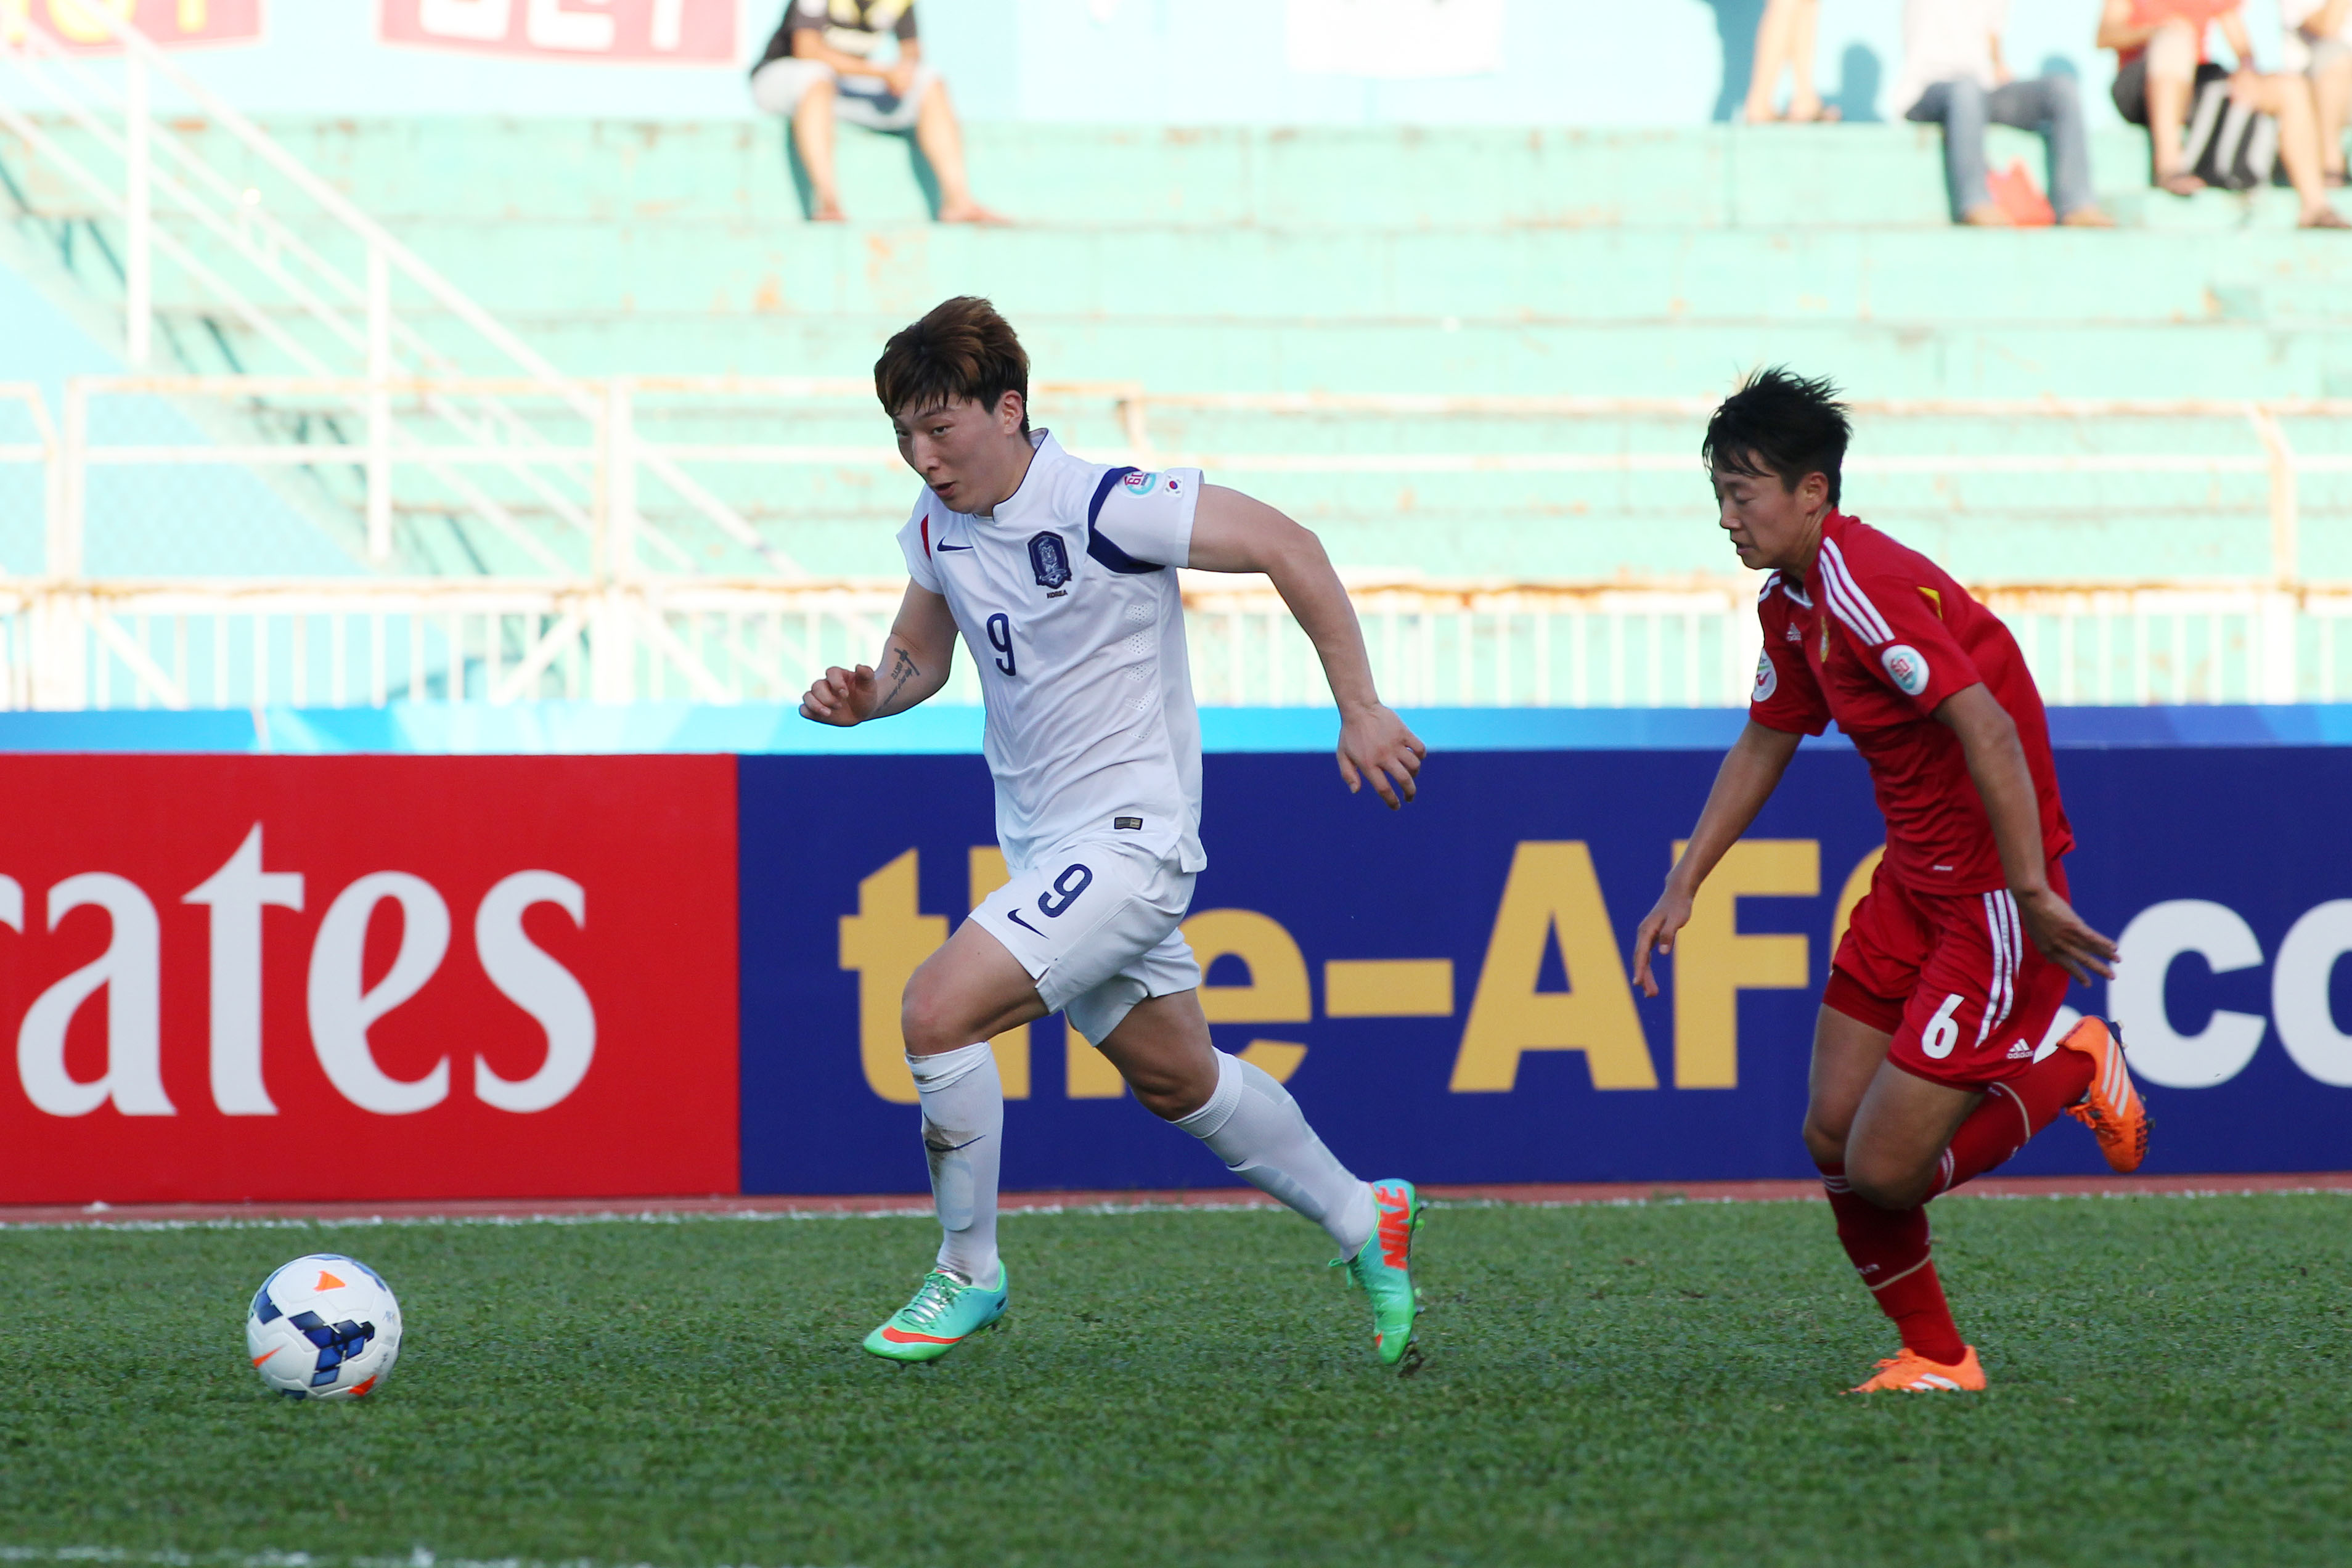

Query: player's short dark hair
[[875, 296, 1031, 433], [1701, 366, 1851, 508]]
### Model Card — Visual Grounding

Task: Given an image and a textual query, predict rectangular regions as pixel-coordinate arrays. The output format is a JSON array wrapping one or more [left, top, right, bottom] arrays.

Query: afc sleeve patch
[[1880, 643, 1932, 696]]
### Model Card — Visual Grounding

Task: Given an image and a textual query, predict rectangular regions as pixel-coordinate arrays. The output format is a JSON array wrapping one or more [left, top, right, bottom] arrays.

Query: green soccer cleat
[[860, 1264, 1009, 1364], [1336, 1178, 1424, 1369]]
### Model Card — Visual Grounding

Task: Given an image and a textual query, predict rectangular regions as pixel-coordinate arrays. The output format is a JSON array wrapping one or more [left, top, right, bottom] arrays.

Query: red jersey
[[1747, 510, 2073, 894]]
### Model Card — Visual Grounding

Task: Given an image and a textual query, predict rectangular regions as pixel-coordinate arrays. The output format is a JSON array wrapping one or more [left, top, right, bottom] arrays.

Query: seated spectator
[[2281, 0, 2352, 184], [1744, 0, 1840, 122], [1897, 0, 2114, 226], [2098, 0, 2348, 227], [749, 1, 1004, 224]]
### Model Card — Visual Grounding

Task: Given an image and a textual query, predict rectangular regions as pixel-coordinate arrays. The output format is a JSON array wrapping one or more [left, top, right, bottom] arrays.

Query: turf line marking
[[1, 1186, 2348, 1233], [0, 1551, 853, 1568]]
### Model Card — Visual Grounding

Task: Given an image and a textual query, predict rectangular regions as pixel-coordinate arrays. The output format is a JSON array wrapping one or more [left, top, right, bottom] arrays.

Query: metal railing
[[4, 375, 2352, 709], [36, 375, 2352, 581], [0, 577, 2347, 713], [0, 9, 794, 574]]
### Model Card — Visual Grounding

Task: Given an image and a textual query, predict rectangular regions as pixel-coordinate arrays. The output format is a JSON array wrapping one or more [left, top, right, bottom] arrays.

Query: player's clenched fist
[[801, 663, 881, 725]]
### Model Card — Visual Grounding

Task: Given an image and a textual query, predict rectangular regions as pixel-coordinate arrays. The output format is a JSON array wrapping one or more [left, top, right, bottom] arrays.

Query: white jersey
[[896, 430, 1207, 873]]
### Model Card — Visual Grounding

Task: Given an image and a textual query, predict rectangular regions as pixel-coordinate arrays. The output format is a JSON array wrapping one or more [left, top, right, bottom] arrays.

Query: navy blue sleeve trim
[[1085, 467, 1167, 576]]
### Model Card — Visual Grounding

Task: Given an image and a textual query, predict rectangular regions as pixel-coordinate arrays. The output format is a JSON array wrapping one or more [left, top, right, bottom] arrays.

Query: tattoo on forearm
[[882, 647, 920, 709]]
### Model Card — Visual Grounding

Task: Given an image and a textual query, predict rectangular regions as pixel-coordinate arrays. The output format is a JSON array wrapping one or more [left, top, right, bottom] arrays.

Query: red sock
[[1933, 1047, 2096, 1194], [1817, 1163, 1966, 1365]]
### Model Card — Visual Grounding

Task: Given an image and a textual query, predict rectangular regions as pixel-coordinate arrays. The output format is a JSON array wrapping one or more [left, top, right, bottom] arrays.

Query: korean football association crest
[[1029, 531, 1072, 589]]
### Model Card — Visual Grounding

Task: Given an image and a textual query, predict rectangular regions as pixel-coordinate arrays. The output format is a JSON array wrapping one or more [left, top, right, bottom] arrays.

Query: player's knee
[[1800, 1099, 1855, 1166], [899, 978, 965, 1056], [1800, 1113, 1847, 1169], [1846, 1158, 1928, 1211], [1112, 1051, 1214, 1121], [1128, 1076, 1194, 1121]]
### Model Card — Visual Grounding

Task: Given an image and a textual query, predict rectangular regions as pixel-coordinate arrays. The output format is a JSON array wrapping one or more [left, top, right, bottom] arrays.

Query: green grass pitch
[[0, 1194, 2346, 1568]]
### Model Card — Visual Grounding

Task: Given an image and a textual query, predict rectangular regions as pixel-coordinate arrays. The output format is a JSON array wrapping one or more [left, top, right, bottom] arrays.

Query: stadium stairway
[[6, 117, 2350, 582]]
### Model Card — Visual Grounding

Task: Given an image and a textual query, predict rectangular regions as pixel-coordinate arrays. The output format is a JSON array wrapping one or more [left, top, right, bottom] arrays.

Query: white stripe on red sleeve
[[1818, 539, 1897, 645]]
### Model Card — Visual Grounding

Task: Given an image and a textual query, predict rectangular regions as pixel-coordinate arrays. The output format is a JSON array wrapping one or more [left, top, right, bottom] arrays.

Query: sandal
[[2156, 170, 2206, 197]]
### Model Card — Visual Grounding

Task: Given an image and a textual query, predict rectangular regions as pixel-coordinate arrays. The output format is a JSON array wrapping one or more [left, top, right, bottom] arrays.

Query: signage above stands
[[17, 0, 263, 51], [377, 0, 735, 63]]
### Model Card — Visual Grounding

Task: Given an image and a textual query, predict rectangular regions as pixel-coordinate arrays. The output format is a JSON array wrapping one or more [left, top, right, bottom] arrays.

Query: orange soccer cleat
[[2060, 1017, 2150, 1173], [1850, 1344, 1986, 1393]]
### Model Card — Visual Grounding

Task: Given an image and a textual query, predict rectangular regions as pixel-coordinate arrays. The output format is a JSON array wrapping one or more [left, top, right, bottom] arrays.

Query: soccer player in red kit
[[1633, 369, 2151, 1394]]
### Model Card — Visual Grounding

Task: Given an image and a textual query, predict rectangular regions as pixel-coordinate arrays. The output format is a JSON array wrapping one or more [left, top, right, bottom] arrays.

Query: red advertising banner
[[0, 755, 738, 1203], [377, 0, 734, 63], [17, 0, 263, 51]]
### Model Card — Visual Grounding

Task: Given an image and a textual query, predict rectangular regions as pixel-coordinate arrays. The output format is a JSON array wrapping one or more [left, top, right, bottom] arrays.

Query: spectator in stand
[[749, 1, 1005, 224], [2281, 0, 2352, 184], [1744, 0, 1840, 122], [1897, 0, 2114, 226], [2097, 0, 2348, 227]]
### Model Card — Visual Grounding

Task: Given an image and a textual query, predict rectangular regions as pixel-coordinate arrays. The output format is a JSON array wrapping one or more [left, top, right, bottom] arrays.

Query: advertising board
[[738, 746, 2352, 1194], [15, 0, 263, 50], [4, 738, 2346, 1203], [377, 0, 735, 63], [0, 754, 737, 1203]]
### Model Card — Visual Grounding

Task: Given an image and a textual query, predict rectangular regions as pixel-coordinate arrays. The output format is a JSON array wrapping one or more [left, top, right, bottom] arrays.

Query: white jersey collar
[[974, 428, 1066, 528]]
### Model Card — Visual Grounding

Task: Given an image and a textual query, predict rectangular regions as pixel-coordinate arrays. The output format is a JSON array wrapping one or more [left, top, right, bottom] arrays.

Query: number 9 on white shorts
[[966, 836, 1202, 1045]]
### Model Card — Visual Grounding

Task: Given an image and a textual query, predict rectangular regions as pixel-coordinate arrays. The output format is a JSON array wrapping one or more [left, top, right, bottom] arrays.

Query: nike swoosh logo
[[936, 543, 973, 552], [926, 1134, 986, 1153], [881, 1325, 963, 1345], [1005, 909, 1042, 935]]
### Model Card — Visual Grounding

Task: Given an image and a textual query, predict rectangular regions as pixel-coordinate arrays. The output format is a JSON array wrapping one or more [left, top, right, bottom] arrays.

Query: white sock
[[907, 1042, 1002, 1289], [1174, 1051, 1375, 1256]]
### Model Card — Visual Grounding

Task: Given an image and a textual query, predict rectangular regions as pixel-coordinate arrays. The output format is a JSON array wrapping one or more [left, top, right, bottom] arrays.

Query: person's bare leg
[[2242, 72, 2348, 224], [1845, 1061, 1983, 1210], [1785, 0, 1833, 121], [791, 76, 846, 221], [1801, 1003, 1894, 1168], [896, 918, 1047, 1292], [2317, 57, 2352, 179], [913, 80, 1007, 223], [902, 917, 1047, 1056], [1092, 988, 1219, 1119], [2146, 21, 2203, 193], [1805, 1004, 1970, 1370], [1105, 988, 1377, 1255], [1743, 0, 1799, 122]]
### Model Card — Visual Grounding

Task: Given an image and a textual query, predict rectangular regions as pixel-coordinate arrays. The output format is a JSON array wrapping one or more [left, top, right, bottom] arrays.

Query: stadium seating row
[[9, 115, 2352, 589]]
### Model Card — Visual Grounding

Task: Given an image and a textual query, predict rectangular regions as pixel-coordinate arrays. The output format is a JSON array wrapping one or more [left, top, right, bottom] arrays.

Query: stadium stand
[[4, 15, 2352, 708]]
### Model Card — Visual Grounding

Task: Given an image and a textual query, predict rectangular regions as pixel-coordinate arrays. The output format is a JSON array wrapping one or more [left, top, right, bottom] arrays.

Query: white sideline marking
[[0, 1552, 851, 1568], [0, 1188, 2346, 1233]]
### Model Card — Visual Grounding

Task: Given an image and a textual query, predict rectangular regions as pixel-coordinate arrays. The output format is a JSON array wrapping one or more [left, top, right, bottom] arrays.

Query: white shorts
[[968, 835, 1200, 1046], [749, 57, 936, 131]]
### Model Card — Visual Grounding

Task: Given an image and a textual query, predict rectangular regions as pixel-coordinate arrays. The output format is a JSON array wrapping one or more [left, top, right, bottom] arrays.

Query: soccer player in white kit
[[801, 296, 1432, 1368]]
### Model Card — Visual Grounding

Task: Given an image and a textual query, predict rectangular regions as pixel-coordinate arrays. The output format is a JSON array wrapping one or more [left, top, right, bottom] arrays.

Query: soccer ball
[[245, 1252, 402, 1400]]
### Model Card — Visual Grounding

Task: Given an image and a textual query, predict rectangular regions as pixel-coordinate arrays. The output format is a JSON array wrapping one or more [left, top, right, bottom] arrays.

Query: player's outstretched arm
[[799, 582, 958, 726], [1186, 484, 1426, 808], [1935, 683, 2119, 983], [1632, 721, 1803, 997]]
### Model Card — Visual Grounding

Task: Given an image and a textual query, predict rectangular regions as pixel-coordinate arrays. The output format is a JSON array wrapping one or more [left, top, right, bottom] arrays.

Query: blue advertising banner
[[737, 745, 2352, 1193]]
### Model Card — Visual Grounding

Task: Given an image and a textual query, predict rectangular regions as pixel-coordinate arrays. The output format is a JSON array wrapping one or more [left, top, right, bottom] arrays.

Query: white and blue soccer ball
[[245, 1253, 402, 1400]]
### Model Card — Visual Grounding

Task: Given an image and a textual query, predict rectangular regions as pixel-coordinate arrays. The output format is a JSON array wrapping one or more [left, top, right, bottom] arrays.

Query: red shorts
[[1823, 857, 2072, 1090]]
